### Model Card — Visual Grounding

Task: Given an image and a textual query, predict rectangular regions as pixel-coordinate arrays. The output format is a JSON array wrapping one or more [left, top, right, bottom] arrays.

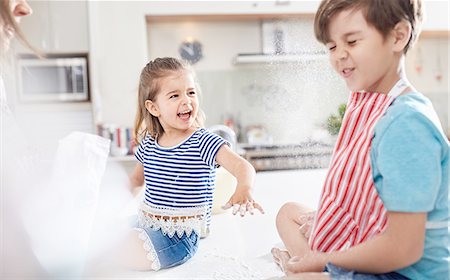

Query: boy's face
[[325, 8, 398, 93]]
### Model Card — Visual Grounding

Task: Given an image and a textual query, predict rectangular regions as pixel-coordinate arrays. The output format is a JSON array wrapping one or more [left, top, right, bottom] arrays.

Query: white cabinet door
[[423, 1, 449, 31], [16, 0, 89, 53], [15, 1, 50, 52], [47, 1, 89, 52]]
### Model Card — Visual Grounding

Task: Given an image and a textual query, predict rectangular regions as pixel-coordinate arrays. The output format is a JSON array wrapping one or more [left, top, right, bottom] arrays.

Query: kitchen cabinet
[[422, 1, 450, 32], [16, 0, 89, 53], [146, 14, 326, 69], [7, 1, 94, 155]]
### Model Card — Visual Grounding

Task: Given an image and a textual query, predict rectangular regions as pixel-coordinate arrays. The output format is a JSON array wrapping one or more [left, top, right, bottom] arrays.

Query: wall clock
[[178, 40, 203, 64]]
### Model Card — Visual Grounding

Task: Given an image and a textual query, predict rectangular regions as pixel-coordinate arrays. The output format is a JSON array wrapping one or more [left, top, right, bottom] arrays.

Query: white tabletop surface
[[89, 168, 327, 279]]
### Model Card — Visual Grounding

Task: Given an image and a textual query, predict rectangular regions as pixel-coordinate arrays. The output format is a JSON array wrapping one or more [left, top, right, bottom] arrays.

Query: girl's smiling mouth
[[177, 109, 192, 120]]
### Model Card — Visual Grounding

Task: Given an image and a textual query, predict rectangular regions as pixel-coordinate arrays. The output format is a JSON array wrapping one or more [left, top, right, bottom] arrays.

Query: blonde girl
[[123, 57, 264, 271]]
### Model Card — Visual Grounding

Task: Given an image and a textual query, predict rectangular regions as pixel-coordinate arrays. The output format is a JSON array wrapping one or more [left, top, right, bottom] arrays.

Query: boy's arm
[[285, 211, 426, 274], [129, 163, 145, 196], [215, 144, 263, 214]]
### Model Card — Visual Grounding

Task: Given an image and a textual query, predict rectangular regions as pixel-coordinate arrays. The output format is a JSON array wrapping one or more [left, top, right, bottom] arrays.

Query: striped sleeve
[[199, 130, 228, 168], [135, 135, 151, 164]]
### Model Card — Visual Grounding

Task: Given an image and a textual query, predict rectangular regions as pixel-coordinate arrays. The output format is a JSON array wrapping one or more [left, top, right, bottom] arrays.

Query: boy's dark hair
[[314, 0, 423, 54]]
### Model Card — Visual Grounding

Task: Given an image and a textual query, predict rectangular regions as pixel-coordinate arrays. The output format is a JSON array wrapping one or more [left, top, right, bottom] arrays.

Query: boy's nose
[[337, 47, 348, 60]]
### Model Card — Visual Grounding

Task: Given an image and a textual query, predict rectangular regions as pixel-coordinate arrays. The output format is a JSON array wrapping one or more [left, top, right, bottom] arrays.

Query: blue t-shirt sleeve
[[199, 130, 229, 168], [374, 111, 442, 212], [134, 135, 151, 164]]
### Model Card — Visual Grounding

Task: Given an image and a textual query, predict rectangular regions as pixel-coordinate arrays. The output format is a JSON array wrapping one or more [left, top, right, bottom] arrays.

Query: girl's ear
[[392, 20, 412, 52], [145, 100, 160, 117]]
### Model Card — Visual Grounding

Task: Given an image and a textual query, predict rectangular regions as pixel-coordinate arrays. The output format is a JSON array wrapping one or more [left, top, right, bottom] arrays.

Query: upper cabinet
[[16, 0, 89, 53], [422, 1, 449, 32], [139, 1, 319, 16]]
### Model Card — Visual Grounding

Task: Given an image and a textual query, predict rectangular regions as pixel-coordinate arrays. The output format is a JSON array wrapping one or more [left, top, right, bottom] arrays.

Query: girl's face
[[1, 0, 32, 51], [146, 70, 199, 135], [325, 8, 399, 93]]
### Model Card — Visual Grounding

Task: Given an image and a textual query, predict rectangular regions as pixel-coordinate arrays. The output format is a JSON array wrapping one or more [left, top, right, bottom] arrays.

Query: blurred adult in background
[[0, 0, 47, 278], [2, 1, 111, 278], [0, 0, 34, 57]]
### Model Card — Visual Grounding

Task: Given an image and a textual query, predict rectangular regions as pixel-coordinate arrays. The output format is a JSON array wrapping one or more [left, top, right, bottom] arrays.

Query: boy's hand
[[284, 252, 327, 275], [298, 211, 316, 239], [222, 188, 264, 217]]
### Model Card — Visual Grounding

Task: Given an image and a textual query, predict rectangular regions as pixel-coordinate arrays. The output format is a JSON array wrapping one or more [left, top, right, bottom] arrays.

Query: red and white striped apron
[[309, 80, 409, 252]]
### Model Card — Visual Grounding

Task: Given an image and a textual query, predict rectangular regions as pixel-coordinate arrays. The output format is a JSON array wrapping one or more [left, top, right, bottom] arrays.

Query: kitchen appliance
[[208, 124, 237, 150], [17, 53, 89, 102], [240, 142, 333, 172]]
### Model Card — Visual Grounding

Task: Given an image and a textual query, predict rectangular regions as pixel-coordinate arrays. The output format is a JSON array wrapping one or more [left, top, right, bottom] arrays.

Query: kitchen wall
[[147, 17, 449, 143], [86, 1, 321, 129], [406, 36, 449, 134], [195, 65, 348, 144], [86, 0, 449, 140], [6, 1, 447, 148], [148, 18, 348, 143]]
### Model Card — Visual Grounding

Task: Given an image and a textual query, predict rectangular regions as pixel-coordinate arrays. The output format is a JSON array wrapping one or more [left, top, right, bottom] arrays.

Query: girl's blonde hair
[[133, 57, 205, 144]]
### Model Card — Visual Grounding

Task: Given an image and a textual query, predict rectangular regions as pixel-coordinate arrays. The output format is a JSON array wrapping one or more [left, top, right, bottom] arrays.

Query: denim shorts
[[136, 226, 199, 271], [325, 263, 409, 280]]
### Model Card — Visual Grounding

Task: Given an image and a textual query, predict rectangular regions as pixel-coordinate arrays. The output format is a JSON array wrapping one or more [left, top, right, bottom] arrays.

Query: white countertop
[[89, 168, 328, 279]]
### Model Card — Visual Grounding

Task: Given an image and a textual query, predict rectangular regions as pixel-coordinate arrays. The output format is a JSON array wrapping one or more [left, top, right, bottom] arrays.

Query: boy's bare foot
[[271, 247, 291, 272]]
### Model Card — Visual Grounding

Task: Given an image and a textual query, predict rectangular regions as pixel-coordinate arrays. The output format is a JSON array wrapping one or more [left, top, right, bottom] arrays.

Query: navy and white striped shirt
[[135, 128, 228, 237]]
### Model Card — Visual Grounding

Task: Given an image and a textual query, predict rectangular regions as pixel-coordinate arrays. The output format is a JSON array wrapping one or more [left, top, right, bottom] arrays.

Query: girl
[[126, 57, 264, 271]]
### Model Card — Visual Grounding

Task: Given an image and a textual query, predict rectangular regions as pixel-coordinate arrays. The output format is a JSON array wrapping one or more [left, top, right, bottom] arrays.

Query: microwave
[[17, 53, 89, 102]]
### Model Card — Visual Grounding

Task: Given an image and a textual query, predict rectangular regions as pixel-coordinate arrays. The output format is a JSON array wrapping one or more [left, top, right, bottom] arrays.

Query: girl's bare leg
[[108, 229, 154, 270], [274, 202, 313, 257], [84, 229, 154, 275]]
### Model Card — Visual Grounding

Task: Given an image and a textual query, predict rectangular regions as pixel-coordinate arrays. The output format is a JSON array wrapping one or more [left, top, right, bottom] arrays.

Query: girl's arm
[[129, 163, 145, 196], [215, 144, 264, 215], [284, 211, 426, 275]]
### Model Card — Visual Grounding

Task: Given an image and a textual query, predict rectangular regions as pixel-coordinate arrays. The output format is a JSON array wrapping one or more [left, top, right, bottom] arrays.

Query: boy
[[272, 0, 449, 279]]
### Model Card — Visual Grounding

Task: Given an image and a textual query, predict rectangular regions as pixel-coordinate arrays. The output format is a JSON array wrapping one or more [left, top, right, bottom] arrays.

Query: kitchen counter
[[89, 168, 327, 279]]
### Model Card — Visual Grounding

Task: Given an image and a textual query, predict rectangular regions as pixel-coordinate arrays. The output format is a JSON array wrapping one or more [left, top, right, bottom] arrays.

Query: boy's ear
[[392, 20, 412, 52], [145, 100, 160, 117]]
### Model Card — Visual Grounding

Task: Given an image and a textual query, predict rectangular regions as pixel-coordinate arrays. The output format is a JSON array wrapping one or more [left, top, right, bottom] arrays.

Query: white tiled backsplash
[[197, 63, 348, 144]]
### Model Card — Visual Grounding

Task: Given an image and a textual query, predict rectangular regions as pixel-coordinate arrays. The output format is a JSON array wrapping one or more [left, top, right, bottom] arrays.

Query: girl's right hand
[[222, 188, 264, 217]]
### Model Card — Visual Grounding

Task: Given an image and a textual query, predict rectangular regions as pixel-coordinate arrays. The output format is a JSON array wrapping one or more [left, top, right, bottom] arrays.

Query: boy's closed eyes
[[326, 33, 363, 52]]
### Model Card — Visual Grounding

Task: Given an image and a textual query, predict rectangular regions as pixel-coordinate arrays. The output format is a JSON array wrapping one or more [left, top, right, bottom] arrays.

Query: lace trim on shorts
[[139, 202, 208, 238], [135, 228, 161, 271]]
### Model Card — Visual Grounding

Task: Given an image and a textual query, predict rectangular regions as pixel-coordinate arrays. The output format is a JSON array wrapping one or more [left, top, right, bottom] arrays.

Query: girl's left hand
[[222, 188, 264, 217]]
